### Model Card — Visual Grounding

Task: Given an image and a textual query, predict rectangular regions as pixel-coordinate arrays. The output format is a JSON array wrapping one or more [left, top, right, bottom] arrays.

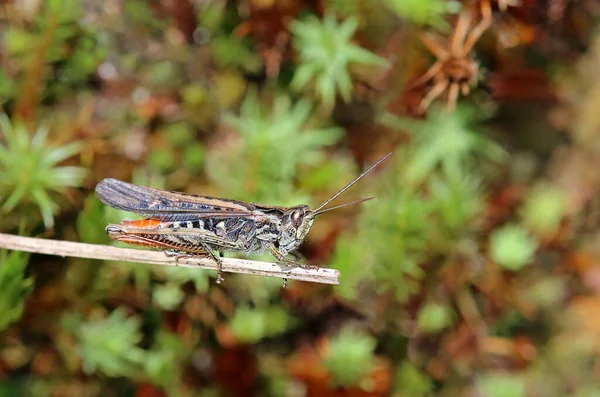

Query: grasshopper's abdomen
[[105, 217, 263, 255], [106, 218, 211, 254]]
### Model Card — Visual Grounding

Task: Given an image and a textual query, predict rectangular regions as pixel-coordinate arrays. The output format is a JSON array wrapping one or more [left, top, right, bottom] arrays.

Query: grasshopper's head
[[277, 154, 392, 256], [279, 205, 315, 254]]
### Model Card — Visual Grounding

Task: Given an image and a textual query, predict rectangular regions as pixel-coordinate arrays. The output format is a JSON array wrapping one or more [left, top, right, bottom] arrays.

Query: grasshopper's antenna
[[314, 152, 392, 213], [314, 196, 375, 216]]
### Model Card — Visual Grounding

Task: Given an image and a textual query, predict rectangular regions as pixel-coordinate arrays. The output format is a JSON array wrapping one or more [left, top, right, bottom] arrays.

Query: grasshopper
[[95, 153, 391, 283]]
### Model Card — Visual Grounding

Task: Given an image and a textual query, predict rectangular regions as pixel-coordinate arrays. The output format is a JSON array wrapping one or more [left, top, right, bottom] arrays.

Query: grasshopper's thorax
[[278, 205, 315, 254]]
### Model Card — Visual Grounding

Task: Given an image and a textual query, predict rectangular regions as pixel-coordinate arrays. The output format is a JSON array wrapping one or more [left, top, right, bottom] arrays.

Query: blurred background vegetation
[[0, 0, 599, 396]]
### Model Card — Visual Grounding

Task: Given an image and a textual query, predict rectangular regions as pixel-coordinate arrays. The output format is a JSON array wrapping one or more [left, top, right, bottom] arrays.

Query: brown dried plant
[[412, 0, 520, 111]]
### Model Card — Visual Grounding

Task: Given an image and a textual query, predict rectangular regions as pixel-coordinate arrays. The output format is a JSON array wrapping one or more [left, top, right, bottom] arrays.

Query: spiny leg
[[164, 249, 193, 266], [269, 247, 309, 287], [269, 246, 319, 271], [290, 250, 319, 271], [269, 246, 302, 266], [198, 241, 225, 284], [163, 245, 225, 284]]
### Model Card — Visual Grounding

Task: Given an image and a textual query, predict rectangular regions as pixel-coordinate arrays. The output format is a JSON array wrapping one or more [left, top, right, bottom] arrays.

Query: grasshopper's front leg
[[268, 246, 318, 270]]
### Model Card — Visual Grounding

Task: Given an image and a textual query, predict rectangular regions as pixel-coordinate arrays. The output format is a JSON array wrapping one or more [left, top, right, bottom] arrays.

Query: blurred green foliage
[[152, 266, 211, 310], [386, 106, 506, 186], [382, 0, 459, 27], [416, 302, 454, 333], [333, 106, 501, 301], [152, 282, 185, 311], [393, 362, 433, 397], [520, 183, 566, 236], [290, 14, 389, 109], [5, 0, 105, 99], [0, 1, 598, 396], [207, 89, 343, 204], [0, 115, 87, 229], [229, 304, 297, 343], [74, 309, 147, 377], [490, 224, 538, 271], [477, 373, 526, 397], [143, 331, 187, 390], [323, 327, 377, 388], [0, 250, 32, 332], [211, 36, 263, 74]]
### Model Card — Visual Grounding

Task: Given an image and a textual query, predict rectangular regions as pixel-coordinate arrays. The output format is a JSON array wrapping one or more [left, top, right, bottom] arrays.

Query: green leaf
[[30, 188, 57, 229], [345, 46, 389, 66], [290, 63, 318, 91], [41, 141, 83, 166], [2, 184, 27, 212], [45, 167, 88, 189]]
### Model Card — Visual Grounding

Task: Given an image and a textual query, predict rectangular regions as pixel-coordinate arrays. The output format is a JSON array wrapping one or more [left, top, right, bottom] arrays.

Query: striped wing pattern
[[95, 178, 254, 222]]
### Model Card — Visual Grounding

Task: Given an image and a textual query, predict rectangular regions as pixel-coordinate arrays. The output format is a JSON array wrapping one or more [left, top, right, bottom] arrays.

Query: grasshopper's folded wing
[[95, 178, 253, 222]]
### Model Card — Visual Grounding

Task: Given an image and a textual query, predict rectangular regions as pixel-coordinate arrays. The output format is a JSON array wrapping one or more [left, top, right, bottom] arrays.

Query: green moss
[[490, 224, 538, 271], [323, 327, 377, 388], [290, 14, 389, 108]]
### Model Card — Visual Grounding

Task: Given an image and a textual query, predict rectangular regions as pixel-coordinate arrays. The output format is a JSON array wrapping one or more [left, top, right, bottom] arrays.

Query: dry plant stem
[[0, 233, 340, 285]]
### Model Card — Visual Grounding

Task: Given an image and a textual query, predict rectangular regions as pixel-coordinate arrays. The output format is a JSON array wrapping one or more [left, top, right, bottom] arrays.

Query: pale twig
[[0, 233, 340, 285]]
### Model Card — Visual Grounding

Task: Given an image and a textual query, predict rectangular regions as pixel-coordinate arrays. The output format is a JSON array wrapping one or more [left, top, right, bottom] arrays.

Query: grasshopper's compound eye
[[290, 209, 304, 228]]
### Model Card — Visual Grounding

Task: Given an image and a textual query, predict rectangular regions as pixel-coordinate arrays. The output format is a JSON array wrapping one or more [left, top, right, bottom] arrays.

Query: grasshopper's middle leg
[[164, 244, 225, 283], [198, 242, 225, 284]]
